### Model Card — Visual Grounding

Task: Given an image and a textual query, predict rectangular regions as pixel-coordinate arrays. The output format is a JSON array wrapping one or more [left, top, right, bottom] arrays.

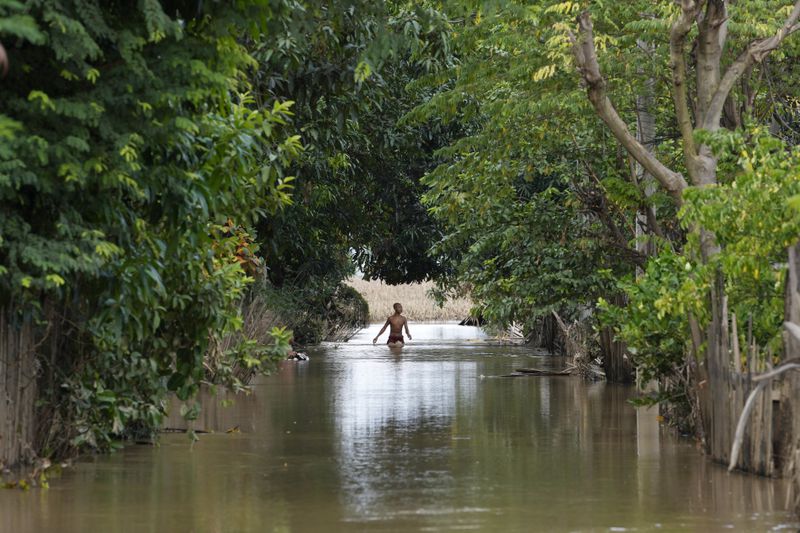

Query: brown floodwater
[[1, 324, 797, 532]]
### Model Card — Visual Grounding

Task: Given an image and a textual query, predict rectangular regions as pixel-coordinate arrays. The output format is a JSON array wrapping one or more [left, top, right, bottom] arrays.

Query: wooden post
[[782, 244, 800, 512], [732, 313, 741, 373]]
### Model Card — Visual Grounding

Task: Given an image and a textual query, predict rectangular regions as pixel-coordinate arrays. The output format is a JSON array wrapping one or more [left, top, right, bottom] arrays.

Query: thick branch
[[570, 12, 688, 203], [705, 1, 800, 130], [669, 0, 702, 161], [696, 0, 728, 122]]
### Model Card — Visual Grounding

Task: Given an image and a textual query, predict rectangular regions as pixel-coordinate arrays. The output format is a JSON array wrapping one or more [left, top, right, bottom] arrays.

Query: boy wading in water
[[373, 303, 412, 347]]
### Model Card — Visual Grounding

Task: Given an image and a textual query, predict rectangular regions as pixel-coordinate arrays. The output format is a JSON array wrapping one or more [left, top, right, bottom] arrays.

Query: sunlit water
[[1, 324, 797, 532]]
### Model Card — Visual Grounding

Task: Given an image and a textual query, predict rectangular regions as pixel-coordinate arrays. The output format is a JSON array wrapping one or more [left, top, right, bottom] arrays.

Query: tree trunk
[[525, 314, 560, 353], [571, 2, 800, 479], [599, 294, 633, 383], [0, 306, 38, 469], [599, 326, 633, 383], [634, 39, 658, 262]]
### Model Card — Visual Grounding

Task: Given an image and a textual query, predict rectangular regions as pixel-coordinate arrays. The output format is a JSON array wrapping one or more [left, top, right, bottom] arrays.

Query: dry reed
[[346, 277, 473, 323]]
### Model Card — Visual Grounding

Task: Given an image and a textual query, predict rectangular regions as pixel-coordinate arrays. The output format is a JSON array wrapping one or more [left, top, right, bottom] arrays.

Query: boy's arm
[[373, 319, 390, 344], [404, 317, 411, 340]]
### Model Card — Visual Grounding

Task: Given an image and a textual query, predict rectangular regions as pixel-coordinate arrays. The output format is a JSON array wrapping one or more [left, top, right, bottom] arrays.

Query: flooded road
[[1, 324, 797, 532]]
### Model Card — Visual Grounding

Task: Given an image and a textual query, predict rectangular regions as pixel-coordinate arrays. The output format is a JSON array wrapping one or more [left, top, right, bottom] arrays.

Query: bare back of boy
[[385, 315, 408, 346]]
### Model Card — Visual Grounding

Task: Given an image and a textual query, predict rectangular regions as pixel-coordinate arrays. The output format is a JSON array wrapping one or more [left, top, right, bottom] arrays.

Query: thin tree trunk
[[634, 39, 658, 262], [0, 306, 38, 469]]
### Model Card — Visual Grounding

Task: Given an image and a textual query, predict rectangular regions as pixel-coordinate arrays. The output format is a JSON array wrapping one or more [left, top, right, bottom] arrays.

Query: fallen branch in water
[[514, 367, 572, 376], [501, 366, 605, 379]]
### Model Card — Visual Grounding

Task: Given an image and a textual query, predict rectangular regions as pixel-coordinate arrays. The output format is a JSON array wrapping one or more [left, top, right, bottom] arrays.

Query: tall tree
[[568, 0, 800, 460], [410, 0, 800, 460]]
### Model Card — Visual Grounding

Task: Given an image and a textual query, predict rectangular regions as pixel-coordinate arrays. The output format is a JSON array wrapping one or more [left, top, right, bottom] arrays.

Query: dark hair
[[393, 302, 402, 311]]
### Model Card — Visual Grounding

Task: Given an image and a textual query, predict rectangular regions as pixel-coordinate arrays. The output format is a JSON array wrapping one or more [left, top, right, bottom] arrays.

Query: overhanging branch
[[570, 11, 688, 203], [705, 1, 800, 130]]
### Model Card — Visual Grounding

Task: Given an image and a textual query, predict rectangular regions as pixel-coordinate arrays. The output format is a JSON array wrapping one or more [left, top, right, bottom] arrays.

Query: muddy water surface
[[0, 324, 797, 532]]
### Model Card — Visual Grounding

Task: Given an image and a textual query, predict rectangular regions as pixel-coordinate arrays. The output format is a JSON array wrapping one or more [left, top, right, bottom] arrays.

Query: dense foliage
[[406, 2, 671, 330], [248, 1, 457, 289], [1, 1, 296, 455], [0, 0, 461, 464]]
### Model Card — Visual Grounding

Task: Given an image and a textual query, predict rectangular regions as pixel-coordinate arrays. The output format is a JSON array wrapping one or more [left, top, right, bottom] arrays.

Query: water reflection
[[334, 358, 478, 519], [0, 324, 796, 532]]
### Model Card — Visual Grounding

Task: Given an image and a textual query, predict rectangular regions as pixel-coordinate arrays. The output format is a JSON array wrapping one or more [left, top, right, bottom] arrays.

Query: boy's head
[[393, 302, 403, 313]]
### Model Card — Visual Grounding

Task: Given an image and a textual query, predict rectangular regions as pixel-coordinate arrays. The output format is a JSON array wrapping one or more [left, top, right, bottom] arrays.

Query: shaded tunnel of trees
[[1, 0, 800, 510]]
